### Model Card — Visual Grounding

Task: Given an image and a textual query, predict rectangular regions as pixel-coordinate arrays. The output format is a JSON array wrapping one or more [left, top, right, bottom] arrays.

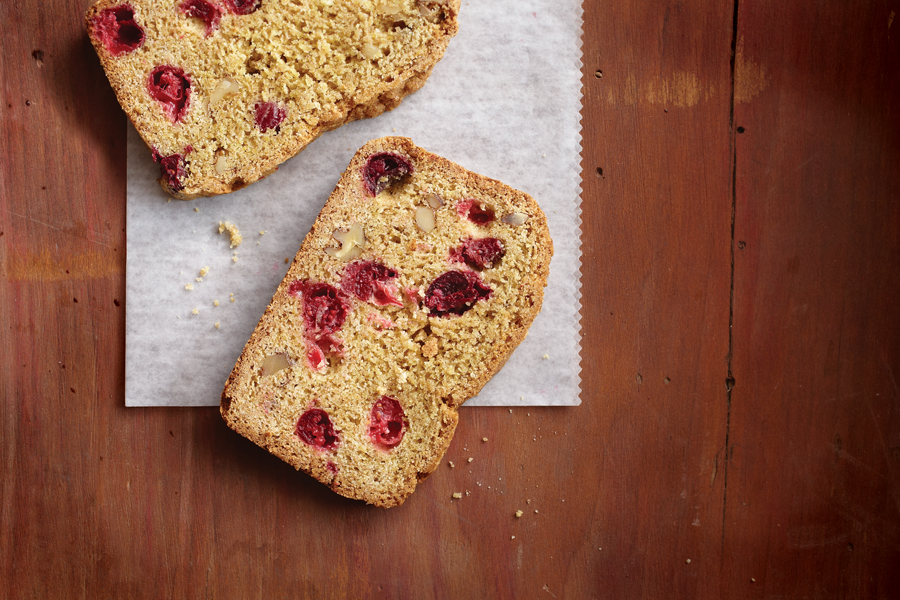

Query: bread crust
[[221, 137, 552, 507], [85, 0, 460, 199]]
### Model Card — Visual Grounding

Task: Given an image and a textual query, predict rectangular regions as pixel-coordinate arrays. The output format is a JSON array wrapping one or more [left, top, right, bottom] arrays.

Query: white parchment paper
[[126, 0, 583, 406]]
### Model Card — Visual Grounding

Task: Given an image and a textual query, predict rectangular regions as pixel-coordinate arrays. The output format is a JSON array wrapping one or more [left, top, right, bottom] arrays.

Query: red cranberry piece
[[91, 4, 145, 56], [296, 282, 349, 337], [296, 408, 339, 450], [456, 199, 495, 225], [423, 270, 492, 317], [179, 0, 222, 36], [151, 147, 189, 192], [361, 152, 414, 197], [450, 237, 505, 270], [223, 0, 261, 15], [148, 65, 192, 123], [289, 281, 350, 371], [254, 101, 287, 133], [341, 261, 403, 307], [326, 461, 339, 473], [369, 396, 406, 450]]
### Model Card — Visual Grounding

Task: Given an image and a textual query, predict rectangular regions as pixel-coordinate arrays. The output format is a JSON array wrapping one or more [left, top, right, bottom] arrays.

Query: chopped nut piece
[[209, 77, 240, 106], [425, 192, 444, 208], [260, 353, 291, 377], [501, 212, 529, 226], [362, 42, 381, 59], [214, 154, 229, 174], [415, 205, 435, 232], [325, 222, 366, 261]]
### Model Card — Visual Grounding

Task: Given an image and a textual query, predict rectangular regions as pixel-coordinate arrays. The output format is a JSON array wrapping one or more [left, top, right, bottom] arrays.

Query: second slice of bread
[[85, 0, 459, 198], [221, 137, 553, 507]]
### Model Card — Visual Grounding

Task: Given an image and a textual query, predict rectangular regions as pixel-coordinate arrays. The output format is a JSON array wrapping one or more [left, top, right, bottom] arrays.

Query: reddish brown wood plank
[[583, 0, 734, 596], [726, 0, 900, 596], [0, 0, 738, 598]]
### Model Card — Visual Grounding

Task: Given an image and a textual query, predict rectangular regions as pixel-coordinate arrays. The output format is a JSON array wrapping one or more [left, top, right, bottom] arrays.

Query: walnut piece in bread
[[221, 137, 553, 507], [85, 0, 459, 199]]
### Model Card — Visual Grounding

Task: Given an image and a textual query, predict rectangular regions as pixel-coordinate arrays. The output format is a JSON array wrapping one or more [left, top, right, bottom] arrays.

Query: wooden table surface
[[3, 0, 899, 598]]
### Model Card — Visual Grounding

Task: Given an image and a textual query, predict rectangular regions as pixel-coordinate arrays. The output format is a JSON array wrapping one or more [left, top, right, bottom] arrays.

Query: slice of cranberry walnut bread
[[84, 0, 459, 199], [221, 137, 553, 507]]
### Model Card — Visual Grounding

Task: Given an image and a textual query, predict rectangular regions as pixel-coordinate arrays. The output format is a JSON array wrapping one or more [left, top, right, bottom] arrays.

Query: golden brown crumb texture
[[85, 0, 459, 198]]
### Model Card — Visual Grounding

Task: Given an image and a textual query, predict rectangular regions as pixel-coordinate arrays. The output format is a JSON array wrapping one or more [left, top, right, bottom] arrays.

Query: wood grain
[[2, 0, 899, 598], [724, 0, 900, 596]]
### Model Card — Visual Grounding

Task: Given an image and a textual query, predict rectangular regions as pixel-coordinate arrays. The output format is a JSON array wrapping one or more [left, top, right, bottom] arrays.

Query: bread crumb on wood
[[218, 221, 242, 248], [482, 437, 488, 442], [515, 510, 523, 518], [468, 457, 473, 463], [448, 461, 455, 468], [452, 492, 462, 499]]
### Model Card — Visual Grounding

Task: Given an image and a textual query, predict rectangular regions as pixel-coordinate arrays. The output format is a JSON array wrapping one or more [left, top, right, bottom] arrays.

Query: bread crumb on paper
[[185, 283, 194, 291], [218, 221, 242, 248], [192, 308, 199, 315]]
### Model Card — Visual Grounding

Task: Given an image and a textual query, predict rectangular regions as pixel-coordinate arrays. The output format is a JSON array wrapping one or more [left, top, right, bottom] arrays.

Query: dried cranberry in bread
[[84, 0, 459, 199], [221, 137, 553, 507]]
